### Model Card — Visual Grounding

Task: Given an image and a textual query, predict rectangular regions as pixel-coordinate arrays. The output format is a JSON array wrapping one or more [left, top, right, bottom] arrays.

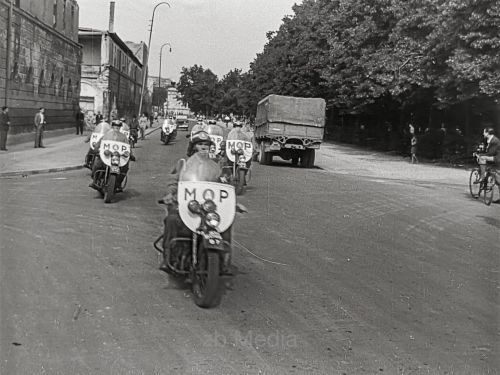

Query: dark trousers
[[0, 128, 8, 150], [34, 126, 44, 147], [76, 121, 84, 135]]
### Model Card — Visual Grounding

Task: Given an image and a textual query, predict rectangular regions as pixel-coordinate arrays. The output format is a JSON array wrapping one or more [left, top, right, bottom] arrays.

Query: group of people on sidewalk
[[0, 106, 46, 151]]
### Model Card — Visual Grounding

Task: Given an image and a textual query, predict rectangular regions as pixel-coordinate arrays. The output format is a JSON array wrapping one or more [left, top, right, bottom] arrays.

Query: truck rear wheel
[[301, 149, 315, 168], [258, 146, 272, 165]]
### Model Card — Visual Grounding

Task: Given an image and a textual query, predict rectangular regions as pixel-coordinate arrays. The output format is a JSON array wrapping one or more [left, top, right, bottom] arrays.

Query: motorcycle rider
[[89, 119, 136, 192], [159, 131, 235, 274], [84, 117, 111, 168], [129, 114, 139, 145]]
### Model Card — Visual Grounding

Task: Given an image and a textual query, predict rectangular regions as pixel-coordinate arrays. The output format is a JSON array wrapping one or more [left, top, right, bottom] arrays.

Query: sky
[[78, 0, 300, 82]]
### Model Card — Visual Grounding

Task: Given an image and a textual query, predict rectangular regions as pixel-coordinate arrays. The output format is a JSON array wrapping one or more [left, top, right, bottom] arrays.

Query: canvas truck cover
[[256, 95, 326, 128]]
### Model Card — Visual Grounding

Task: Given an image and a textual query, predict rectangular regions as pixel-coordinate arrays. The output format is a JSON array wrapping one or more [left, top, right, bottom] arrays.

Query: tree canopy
[[177, 0, 499, 135]]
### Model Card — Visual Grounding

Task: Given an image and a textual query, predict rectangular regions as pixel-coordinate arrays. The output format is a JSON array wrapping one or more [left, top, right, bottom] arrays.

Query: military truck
[[255, 94, 326, 168]]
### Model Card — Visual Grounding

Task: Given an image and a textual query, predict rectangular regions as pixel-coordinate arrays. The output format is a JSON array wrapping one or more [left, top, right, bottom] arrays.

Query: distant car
[[176, 115, 189, 130]]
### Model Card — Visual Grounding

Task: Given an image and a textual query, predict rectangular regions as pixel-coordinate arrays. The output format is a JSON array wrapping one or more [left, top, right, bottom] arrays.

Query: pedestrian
[[410, 135, 418, 164], [0, 106, 11, 151], [75, 108, 85, 135], [139, 112, 149, 140], [34, 107, 46, 148]]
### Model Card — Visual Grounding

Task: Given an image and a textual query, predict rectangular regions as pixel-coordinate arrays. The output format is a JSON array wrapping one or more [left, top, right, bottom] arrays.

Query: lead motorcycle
[[161, 119, 177, 145], [154, 154, 238, 308], [92, 139, 131, 203]]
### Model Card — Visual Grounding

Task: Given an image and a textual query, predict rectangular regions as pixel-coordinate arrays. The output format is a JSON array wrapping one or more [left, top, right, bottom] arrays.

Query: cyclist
[[475, 127, 499, 182]]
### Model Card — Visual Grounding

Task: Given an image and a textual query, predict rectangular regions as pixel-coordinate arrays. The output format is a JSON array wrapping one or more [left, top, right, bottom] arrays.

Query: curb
[[0, 127, 161, 178], [0, 165, 85, 178]]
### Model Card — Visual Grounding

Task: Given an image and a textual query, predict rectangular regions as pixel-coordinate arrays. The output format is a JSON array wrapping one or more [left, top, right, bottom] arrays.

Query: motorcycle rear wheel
[[104, 174, 116, 203], [192, 251, 221, 308]]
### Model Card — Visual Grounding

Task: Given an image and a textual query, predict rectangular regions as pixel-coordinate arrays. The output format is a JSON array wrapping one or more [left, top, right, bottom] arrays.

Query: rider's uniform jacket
[[84, 121, 111, 143], [484, 135, 500, 163], [161, 152, 223, 213], [95, 128, 130, 151]]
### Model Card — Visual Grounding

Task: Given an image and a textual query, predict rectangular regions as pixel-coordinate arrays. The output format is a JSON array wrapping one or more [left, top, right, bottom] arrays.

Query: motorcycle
[[161, 119, 177, 145], [154, 155, 238, 308], [206, 122, 225, 160], [92, 139, 131, 203], [223, 133, 253, 196], [129, 128, 138, 148]]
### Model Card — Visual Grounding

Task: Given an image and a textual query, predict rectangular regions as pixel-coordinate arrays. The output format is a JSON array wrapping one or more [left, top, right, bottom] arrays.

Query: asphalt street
[[0, 127, 498, 375]]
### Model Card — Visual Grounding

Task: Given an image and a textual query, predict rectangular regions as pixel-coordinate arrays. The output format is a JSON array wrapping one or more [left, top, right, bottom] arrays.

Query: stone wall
[[0, 0, 82, 134]]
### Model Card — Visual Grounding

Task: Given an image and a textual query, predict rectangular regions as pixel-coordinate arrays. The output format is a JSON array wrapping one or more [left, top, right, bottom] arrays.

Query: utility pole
[[4, 0, 13, 106], [137, 2, 170, 118]]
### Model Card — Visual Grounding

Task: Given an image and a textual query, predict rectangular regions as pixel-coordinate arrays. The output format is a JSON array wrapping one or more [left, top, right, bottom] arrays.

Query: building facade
[[78, 27, 145, 123], [0, 0, 82, 134], [166, 87, 190, 116]]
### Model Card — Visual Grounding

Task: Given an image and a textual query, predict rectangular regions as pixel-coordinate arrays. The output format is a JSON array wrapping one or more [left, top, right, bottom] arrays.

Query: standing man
[[139, 112, 149, 140], [34, 107, 46, 148], [0, 106, 10, 151], [75, 108, 85, 135]]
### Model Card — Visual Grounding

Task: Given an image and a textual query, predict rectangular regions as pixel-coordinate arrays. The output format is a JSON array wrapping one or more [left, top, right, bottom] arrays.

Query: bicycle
[[470, 153, 499, 205]]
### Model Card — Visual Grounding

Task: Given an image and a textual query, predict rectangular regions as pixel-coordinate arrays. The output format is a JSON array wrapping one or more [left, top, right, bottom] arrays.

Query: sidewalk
[[0, 126, 160, 177], [317, 141, 470, 187]]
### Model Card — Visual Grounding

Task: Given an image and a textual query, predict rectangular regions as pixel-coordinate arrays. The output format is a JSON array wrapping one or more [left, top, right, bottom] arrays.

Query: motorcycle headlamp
[[188, 200, 201, 214], [205, 212, 220, 228], [238, 155, 246, 162], [202, 199, 217, 213], [123, 151, 130, 158], [237, 148, 244, 155]]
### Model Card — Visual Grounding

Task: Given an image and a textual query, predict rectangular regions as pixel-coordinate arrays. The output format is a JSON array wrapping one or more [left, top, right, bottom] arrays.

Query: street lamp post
[[138, 2, 170, 118], [158, 42, 172, 114]]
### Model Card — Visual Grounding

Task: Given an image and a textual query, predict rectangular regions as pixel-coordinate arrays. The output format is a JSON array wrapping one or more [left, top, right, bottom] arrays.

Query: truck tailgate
[[257, 123, 324, 140]]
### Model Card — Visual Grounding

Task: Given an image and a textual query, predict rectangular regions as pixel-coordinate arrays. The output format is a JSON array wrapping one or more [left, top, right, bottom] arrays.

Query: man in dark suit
[[75, 108, 85, 135], [34, 107, 46, 148], [478, 127, 500, 180], [0, 106, 10, 151]]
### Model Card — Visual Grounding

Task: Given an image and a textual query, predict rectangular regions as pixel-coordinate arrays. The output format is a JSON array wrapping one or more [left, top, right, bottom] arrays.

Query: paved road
[[0, 128, 498, 374]]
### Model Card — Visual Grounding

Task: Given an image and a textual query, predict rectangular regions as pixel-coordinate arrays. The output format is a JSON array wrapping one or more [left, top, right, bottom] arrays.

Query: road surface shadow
[[477, 215, 500, 229], [265, 160, 323, 170]]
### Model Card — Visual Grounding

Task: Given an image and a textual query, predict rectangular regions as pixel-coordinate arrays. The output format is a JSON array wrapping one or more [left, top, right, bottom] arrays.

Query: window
[[71, 6, 74, 32], [59, 76, 64, 96], [49, 72, 55, 95], [67, 79, 73, 99], [53, 0, 58, 28], [63, 0, 67, 30], [26, 66, 33, 84]]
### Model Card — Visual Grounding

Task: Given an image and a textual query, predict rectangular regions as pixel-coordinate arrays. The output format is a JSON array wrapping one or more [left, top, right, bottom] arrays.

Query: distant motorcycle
[[92, 139, 131, 203], [223, 138, 253, 196], [129, 128, 138, 148], [161, 120, 177, 145]]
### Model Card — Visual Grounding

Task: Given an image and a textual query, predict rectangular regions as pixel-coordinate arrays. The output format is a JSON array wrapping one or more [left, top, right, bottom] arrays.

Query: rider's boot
[[221, 253, 235, 276]]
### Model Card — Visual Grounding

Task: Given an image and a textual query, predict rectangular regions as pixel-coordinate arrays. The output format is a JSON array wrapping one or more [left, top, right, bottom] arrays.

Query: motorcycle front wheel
[[235, 168, 245, 195], [104, 174, 116, 203], [192, 250, 221, 308]]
